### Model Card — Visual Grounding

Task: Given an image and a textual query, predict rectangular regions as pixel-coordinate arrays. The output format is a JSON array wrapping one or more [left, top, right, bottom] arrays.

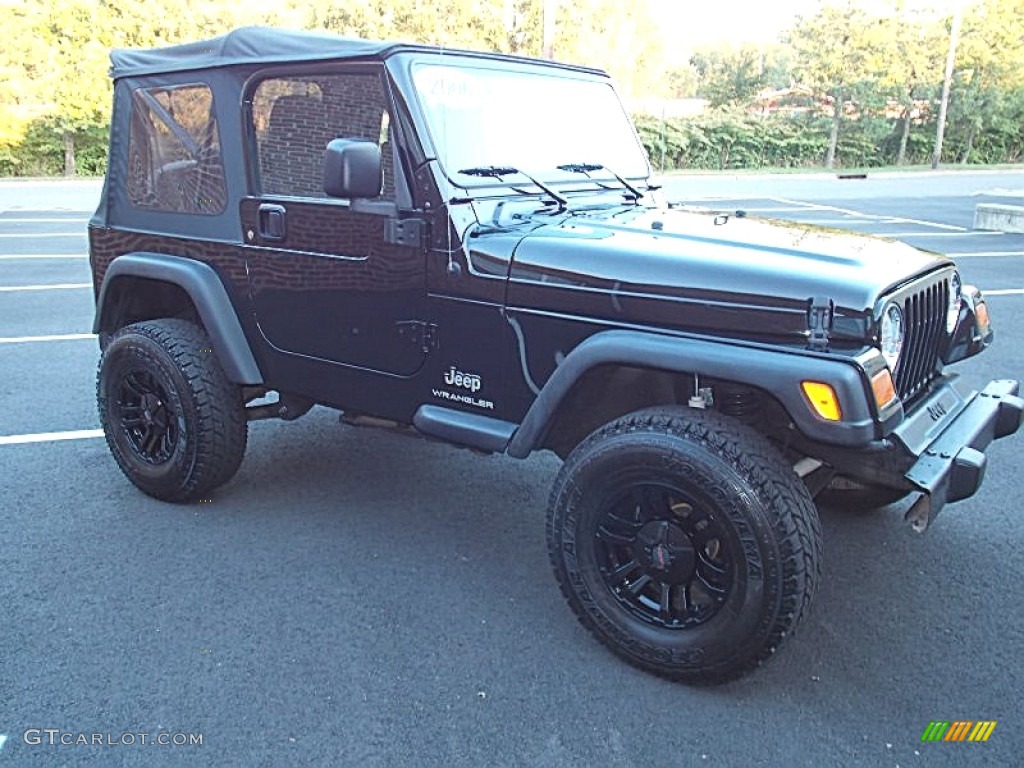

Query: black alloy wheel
[[97, 319, 248, 502], [595, 483, 733, 630], [115, 369, 178, 465], [547, 406, 822, 684]]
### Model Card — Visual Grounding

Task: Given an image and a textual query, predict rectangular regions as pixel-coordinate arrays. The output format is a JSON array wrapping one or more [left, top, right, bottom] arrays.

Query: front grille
[[891, 276, 949, 403]]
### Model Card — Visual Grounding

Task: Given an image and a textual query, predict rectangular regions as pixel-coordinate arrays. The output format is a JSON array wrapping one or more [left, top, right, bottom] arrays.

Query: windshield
[[411, 63, 650, 187]]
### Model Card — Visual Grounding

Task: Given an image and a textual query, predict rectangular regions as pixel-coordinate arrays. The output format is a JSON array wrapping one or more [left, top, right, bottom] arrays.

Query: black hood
[[491, 205, 950, 344]]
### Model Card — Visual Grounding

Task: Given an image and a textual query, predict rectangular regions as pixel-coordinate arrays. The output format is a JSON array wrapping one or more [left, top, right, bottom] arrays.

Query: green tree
[[663, 65, 700, 99], [947, 0, 1024, 162], [550, 0, 666, 99], [874, 3, 946, 165], [0, 2, 49, 170], [785, 1, 885, 168], [0, 0, 269, 175], [37, 2, 115, 175], [691, 46, 772, 108], [957, 0, 1024, 90], [0, 0, 115, 176]]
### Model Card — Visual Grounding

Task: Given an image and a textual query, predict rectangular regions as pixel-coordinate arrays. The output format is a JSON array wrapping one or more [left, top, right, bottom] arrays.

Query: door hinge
[[396, 320, 438, 353], [385, 217, 427, 248], [807, 296, 834, 351]]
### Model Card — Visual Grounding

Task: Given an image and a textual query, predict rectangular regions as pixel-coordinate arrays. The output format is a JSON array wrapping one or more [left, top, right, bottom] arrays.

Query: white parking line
[[0, 217, 90, 223], [880, 231, 1005, 237], [0, 734, 6, 752], [0, 232, 84, 238], [677, 195, 738, 201], [885, 216, 967, 232], [0, 283, 91, 292], [770, 197, 875, 219], [0, 333, 96, 344], [780, 218, 900, 226], [0, 429, 104, 446], [982, 288, 1024, 295], [770, 197, 966, 231], [0, 253, 87, 259], [0, 207, 94, 213], [945, 251, 1024, 258], [726, 206, 813, 213]]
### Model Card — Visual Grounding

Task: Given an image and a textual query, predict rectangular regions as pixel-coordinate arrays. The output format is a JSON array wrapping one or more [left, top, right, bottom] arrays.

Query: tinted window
[[251, 73, 393, 199], [126, 84, 226, 214], [411, 65, 650, 186]]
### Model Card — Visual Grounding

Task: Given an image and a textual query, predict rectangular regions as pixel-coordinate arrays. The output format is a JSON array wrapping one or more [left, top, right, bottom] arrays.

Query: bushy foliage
[[0, 0, 665, 176], [2, 0, 1023, 176], [635, 111, 824, 171], [4, 101, 1021, 179], [0, 121, 109, 177], [635, 108, 1024, 172]]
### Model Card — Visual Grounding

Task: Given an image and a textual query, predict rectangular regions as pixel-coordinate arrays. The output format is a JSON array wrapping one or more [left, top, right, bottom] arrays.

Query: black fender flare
[[93, 252, 263, 385], [506, 329, 880, 458]]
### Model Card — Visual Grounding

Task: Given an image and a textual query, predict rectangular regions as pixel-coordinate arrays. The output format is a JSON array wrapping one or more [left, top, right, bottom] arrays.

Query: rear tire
[[97, 319, 247, 502], [547, 406, 821, 684]]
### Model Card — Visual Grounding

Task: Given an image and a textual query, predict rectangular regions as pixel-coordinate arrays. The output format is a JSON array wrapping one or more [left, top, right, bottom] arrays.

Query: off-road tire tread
[[97, 319, 247, 502], [546, 405, 822, 684]]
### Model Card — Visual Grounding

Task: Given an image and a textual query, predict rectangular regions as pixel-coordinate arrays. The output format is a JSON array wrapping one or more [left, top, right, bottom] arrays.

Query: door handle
[[257, 204, 287, 241]]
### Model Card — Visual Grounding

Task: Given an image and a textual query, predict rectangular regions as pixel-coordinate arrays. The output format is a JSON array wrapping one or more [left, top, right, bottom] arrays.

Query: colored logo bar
[[921, 721, 997, 742]]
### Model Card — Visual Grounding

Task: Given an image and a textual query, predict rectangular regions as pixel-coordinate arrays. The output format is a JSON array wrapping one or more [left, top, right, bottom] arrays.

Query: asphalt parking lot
[[2, 172, 1023, 767]]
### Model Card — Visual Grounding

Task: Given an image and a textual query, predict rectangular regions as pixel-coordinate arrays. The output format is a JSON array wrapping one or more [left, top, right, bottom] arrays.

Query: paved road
[[662, 170, 1024, 312], [661, 167, 1024, 202], [1, 173, 1022, 767]]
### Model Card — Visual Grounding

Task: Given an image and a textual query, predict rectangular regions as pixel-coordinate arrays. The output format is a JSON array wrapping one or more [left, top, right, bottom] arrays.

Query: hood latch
[[807, 297, 834, 352]]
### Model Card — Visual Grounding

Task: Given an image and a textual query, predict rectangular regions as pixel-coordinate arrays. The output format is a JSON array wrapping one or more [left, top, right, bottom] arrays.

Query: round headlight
[[947, 271, 962, 333], [880, 302, 905, 369]]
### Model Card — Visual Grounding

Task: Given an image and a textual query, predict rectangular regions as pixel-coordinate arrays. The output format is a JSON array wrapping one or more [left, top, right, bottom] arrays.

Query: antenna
[[437, 21, 454, 272]]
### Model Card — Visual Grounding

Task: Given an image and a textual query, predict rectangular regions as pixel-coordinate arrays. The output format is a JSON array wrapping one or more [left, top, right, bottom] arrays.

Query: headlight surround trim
[[880, 301, 905, 370], [946, 270, 962, 333]]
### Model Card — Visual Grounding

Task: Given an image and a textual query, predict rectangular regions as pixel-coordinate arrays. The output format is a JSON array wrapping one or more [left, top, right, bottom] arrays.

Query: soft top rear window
[[126, 83, 226, 215]]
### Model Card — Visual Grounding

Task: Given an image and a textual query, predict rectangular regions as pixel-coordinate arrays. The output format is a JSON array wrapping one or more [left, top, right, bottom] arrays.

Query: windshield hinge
[[385, 217, 427, 248], [807, 297, 834, 351]]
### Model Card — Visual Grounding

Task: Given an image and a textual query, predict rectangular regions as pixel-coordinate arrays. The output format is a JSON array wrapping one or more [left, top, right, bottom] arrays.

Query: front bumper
[[898, 379, 1023, 531]]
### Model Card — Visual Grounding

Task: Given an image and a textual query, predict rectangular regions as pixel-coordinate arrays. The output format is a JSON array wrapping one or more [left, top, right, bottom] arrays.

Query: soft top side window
[[251, 72, 393, 200], [126, 83, 226, 215]]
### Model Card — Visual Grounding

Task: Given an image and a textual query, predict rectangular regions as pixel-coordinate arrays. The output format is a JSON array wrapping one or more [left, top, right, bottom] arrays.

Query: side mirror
[[324, 138, 382, 199]]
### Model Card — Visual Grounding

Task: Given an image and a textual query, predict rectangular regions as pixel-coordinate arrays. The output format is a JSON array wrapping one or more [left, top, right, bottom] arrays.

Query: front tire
[[97, 319, 248, 502], [547, 406, 821, 684]]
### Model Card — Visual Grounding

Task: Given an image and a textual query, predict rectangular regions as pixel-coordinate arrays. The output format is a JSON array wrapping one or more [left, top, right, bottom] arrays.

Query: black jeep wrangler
[[89, 27, 1022, 683]]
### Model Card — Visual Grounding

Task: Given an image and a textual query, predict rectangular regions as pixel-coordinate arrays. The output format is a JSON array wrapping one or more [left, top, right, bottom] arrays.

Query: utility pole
[[543, 0, 559, 59], [932, 6, 963, 169]]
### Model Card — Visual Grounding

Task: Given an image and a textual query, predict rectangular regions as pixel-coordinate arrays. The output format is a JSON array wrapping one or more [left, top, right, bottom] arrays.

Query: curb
[[974, 203, 1024, 234]]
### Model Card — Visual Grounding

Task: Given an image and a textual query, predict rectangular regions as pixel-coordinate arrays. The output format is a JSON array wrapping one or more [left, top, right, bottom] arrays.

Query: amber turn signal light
[[975, 300, 990, 331], [871, 369, 897, 410], [801, 381, 842, 421]]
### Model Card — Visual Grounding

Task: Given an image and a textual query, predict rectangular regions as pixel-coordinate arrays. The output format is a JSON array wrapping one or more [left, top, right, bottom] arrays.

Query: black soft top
[[110, 26, 398, 79], [109, 25, 603, 80]]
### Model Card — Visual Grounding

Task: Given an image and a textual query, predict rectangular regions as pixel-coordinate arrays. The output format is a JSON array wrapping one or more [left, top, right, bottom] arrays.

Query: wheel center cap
[[652, 543, 672, 570], [141, 393, 161, 425], [635, 521, 696, 585]]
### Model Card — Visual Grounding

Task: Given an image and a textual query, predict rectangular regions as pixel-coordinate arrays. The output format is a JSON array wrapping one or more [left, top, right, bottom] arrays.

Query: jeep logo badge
[[444, 366, 482, 392]]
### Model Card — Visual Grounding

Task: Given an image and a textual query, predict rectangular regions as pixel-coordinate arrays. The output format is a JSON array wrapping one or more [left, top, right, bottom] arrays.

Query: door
[[241, 67, 426, 377]]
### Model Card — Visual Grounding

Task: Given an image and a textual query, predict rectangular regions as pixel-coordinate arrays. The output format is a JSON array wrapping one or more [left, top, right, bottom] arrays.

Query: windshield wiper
[[457, 166, 568, 212], [556, 162, 644, 202]]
